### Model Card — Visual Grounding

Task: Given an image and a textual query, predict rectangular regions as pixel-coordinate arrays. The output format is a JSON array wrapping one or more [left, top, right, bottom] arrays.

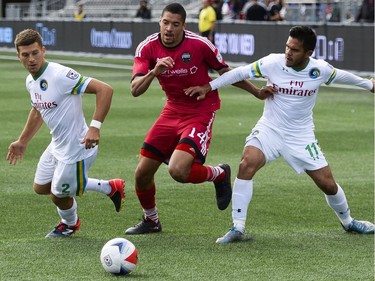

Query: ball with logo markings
[[100, 238, 138, 275]]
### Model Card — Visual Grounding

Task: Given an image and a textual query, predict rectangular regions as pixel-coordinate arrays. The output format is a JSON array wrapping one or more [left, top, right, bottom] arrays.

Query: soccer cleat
[[45, 218, 81, 238], [214, 164, 232, 210], [125, 217, 162, 235], [108, 179, 125, 212], [342, 219, 375, 234], [216, 226, 250, 244]]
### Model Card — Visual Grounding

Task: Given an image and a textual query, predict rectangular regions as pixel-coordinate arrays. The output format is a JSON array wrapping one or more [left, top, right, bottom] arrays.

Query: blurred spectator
[[325, 2, 341, 22], [135, 0, 152, 19], [74, 3, 87, 21], [356, 0, 374, 23], [222, 0, 233, 19], [232, 0, 245, 19], [199, 0, 217, 43], [212, 0, 223, 21], [265, 0, 284, 21], [241, 0, 252, 17], [245, 0, 268, 21]]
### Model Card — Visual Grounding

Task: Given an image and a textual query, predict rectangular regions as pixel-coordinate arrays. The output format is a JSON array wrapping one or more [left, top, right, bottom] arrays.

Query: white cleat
[[216, 226, 250, 244], [343, 220, 375, 234]]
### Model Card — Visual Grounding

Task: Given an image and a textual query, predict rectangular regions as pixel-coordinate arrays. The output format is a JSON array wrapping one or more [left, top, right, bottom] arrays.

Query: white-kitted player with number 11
[[185, 25, 375, 243]]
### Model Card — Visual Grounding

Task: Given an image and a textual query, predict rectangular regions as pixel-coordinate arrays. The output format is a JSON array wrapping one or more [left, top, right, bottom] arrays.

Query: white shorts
[[245, 123, 328, 174], [34, 144, 98, 198]]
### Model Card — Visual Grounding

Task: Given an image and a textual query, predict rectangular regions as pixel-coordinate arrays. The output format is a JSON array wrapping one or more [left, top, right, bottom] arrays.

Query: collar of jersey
[[33, 61, 49, 80], [158, 32, 185, 49], [291, 58, 310, 72]]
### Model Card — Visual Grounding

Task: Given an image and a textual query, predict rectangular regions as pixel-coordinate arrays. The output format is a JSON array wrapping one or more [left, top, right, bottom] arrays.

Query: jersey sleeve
[[203, 39, 228, 71], [249, 54, 278, 79], [209, 64, 252, 90], [132, 56, 150, 79], [132, 36, 155, 79], [57, 66, 91, 96], [329, 67, 373, 90]]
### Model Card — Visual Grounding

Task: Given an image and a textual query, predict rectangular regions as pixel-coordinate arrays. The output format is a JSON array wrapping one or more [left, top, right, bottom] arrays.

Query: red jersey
[[132, 30, 228, 113]]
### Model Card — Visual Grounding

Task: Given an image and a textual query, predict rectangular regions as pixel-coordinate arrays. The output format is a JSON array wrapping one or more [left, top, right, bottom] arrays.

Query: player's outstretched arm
[[7, 108, 43, 165], [333, 69, 374, 92]]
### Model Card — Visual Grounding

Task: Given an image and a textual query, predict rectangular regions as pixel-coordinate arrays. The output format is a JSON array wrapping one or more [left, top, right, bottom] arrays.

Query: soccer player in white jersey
[[185, 26, 375, 243], [6, 29, 125, 238]]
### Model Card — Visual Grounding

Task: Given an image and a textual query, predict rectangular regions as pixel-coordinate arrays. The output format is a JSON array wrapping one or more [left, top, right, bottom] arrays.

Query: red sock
[[187, 164, 225, 183], [136, 184, 156, 210], [187, 163, 209, 183], [188, 162, 225, 183]]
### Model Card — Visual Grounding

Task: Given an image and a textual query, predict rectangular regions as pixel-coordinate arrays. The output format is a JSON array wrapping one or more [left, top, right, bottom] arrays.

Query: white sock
[[325, 183, 353, 226], [57, 198, 78, 226], [85, 178, 111, 195], [232, 178, 253, 233]]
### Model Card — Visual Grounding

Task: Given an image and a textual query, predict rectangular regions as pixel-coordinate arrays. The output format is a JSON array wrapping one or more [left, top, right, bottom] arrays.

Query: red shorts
[[141, 106, 216, 164]]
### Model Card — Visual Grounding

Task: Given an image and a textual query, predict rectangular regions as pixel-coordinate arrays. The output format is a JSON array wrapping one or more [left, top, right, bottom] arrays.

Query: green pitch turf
[[1, 53, 373, 281]]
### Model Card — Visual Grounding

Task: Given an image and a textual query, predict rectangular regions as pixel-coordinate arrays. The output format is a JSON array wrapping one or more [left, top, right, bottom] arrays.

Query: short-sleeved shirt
[[26, 62, 93, 164], [132, 30, 228, 114], [249, 53, 337, 133], [198, 6, 217, 33]]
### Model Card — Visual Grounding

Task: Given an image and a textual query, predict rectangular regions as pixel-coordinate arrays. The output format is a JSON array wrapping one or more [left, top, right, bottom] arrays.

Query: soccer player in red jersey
[[125, 3, 272, 234]]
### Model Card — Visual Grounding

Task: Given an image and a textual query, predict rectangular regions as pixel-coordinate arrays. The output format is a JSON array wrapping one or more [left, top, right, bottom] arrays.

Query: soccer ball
[[100, 238, 138, 275]]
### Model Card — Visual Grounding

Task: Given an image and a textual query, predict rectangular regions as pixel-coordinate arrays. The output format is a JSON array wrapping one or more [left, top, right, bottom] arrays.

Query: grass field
[[0, 52, 374, 281]]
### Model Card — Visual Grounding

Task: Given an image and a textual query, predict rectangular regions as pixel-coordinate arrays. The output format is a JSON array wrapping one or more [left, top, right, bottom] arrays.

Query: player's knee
[[33, 183, 51, 195], [168, 165, 188, 183], [134, 165, 157, 189], [238, 158, 257, 179], [321, 181, 338, 195]]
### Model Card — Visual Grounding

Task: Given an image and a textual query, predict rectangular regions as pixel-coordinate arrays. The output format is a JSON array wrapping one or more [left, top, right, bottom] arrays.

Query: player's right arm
[[7, 107, 43, 165], [131, 56, 175, 97]]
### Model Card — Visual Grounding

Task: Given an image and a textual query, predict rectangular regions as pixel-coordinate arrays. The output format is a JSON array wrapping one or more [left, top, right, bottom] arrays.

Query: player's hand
[[184, 84, 212, 100], [256, 85, 277, 100], [153, 56, 175, 76], [82, 127, 100, 149], [6, 141, 26, 165]]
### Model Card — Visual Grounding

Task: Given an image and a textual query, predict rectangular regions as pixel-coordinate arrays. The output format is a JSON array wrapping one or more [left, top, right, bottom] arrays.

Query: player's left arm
[[83, 78, 114, 149], [331, 68, 374, 93]]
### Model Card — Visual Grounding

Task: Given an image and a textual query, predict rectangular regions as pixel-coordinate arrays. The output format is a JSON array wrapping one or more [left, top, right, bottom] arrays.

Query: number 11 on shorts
[[305, 143, 320, 160]]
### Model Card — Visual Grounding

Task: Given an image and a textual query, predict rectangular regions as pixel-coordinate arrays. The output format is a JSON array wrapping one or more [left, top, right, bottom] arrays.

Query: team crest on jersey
[[181, 53, 191, 64], [40, 79, 48, 91], [309, 68, 320, 79], [216, 52, 223, 63], [66, 70, 79, 80]]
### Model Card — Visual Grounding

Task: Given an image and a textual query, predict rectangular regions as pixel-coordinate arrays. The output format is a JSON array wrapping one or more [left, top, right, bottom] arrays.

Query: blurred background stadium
[[0, 0, 369, 23], [0, 0, 373, 74]]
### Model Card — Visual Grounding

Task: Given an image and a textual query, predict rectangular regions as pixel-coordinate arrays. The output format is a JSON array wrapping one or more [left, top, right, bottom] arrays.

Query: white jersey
[[251, 53, 336, 133], [26, 62, 93, 164], [210, 53, 372, 133]]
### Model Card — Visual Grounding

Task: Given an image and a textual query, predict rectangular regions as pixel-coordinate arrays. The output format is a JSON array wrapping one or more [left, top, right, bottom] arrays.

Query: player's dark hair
[[14, 29, 43, 51], [162, 3, 186, 23], [289, 26, 317, 52]]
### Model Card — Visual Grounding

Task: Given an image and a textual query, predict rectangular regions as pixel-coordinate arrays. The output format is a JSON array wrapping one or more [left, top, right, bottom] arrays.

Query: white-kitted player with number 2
[[7, 29, 125, 238], [185, 25, 375, 243]]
